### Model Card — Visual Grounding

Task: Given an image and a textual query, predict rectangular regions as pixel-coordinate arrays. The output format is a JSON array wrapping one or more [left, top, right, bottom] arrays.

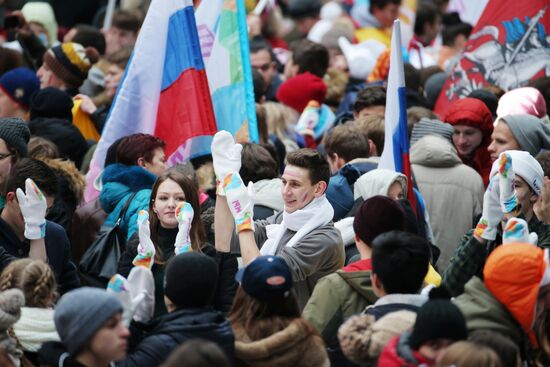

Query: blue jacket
[[100, 164, 156, 241], [327, 161, 377, 221]]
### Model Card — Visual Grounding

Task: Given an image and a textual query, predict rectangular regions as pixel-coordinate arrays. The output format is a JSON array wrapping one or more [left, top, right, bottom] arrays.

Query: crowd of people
[[0, 0, 547, 366]]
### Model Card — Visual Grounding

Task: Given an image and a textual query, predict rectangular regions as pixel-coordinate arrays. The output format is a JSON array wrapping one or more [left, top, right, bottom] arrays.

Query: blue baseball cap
[[235, 256, 293, 301]]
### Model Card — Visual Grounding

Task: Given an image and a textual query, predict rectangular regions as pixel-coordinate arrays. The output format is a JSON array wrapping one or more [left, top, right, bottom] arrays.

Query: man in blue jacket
[[0, 158, 79, 294]]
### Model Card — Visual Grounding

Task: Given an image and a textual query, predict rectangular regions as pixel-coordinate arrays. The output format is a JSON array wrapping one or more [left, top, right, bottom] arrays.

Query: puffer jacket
[[411, 135, 484, 270], [100, 164, 156, 241], [233, 318, 329, 367]]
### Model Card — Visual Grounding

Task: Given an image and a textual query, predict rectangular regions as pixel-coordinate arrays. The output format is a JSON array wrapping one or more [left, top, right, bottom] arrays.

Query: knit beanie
[[498, 114, 550, 157], [490, 150, 544, 195], [497, 87, 547, 119], [276, 72, 327, 113], [0, 289, 25, 331], [408, 296, 467, 349], [54, 287, 123, 355], [42, 42, 99, 89], [0, 117, 30, 157], [0, 67, 40, 110], [29, 87, 74, 122], [353, 195, 405, 245], [410, 118, 454, 147], [468, 89, 498, 117], [164, 252, 219, 309], [338, 311, 416, 365]]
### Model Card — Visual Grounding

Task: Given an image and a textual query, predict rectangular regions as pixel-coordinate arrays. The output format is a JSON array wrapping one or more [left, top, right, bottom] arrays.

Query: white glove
[[132, 211, 155, 269], [211, 131, 243, 195], [174, 202, 194, 255], [502, 217, 538, 245], [107, 266, 155, 326], [16, 178, 47, 240], [474, 174, 502, 241], [295, 100, 320, 136], [222, 172, 254, 232], [498, 152, 519, 214]]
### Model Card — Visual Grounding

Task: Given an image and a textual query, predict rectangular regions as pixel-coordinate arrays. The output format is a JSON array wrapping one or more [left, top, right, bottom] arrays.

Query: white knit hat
[[490, 150, 544, 195]]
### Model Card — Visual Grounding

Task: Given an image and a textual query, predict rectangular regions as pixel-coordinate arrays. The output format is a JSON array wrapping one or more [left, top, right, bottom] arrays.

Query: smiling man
[[214, 136, 344, 310]]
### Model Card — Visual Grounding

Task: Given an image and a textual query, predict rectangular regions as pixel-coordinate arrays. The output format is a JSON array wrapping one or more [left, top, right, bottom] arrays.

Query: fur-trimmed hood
[[42, 158, 85, 203]]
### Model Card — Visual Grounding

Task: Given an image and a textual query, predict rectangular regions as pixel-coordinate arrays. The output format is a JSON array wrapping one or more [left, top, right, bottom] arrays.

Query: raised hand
[[16, 178, 47, 240], [132, 211, 155, 269], [498, 152, 519, 214], [174, 202, 194, 255], [474, 174, 502, 241], [211, 131, 243, 195], [222, 172, 254, 232], [502, 217, 538, 245]]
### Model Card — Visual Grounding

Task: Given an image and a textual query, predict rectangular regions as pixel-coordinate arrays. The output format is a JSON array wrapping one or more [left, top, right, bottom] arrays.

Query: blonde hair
[[0, 259, 57, 308], [438, 341, 502, 367], [262, 102, 299, 141]]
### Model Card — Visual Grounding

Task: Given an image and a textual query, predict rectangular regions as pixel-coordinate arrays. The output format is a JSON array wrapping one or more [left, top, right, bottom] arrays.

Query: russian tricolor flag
[[378, 20, 415, 206], [85, 0, 217, 202]]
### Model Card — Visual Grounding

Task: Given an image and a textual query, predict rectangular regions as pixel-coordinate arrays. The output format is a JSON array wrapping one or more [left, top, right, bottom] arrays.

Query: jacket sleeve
[[213, 251, 238, 314], [0, 247, 16, 274], [115, 335, 179, 367], [230, 213, 275, 253], [55, 225, 81, 295], [442, 230, 487, 297], [118, 234, 139, 278]]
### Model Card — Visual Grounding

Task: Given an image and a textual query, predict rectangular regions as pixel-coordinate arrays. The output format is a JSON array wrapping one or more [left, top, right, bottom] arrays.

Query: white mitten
[[174, 202, 194, 255], [16, 178, 47, 240], [222, 172, 255, 232], [132, 211, 155, 269], [474, 174, 502, 241], [211, 131, 243, 195], [107, 274, 134, 326], [295, 100, 320, 136], [498, 152, 519, 214], [502, 217, 538, 245]]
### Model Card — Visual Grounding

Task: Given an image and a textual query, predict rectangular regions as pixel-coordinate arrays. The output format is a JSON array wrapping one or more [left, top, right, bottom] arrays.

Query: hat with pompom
[[42, 42, 99, 89]]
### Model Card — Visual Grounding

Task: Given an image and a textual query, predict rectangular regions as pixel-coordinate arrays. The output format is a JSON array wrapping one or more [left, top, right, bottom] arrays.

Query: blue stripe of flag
[[392, 86, 409, 173]]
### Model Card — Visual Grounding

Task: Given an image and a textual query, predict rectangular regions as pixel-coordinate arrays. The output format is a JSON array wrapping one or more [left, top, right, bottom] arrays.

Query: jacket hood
[[411, 135, 462, 168], [152, 308, 231, 336], [354, 169, 407, 200], [43, 158, 85, 203], [337, 269, 377, 301], [253, 178, 284, 211], [100, 164, 156, 213], [372, 293, 427, 309]]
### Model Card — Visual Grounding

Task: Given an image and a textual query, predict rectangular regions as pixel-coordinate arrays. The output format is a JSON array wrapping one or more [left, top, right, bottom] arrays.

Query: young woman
[[118, 168, 237, 316], [0, 259, 59, 365]]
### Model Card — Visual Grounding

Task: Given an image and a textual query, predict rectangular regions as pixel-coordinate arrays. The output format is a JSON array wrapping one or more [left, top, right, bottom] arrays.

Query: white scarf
[[260, 195, 334, 256], [12, 307, 59, 352]]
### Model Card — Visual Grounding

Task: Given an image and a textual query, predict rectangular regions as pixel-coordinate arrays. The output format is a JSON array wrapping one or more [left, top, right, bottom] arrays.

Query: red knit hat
[[443, 97, 493, 138], [276, 72, 327, 113]]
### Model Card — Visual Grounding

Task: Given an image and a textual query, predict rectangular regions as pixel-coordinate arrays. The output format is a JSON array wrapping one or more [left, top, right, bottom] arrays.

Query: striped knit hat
[[42, 42, 99, 89]]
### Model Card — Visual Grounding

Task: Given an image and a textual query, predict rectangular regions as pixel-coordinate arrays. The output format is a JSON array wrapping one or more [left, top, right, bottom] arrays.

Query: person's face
[[37, 63, 64, 89], [250, 50, 276, 86], [488, 121, 521, 162], [0, 89, 22, 118], [281, 165, 324, 213], [387, 181, 404, 200], [372, 4, 400, 28], [28, 22, 49, 46], [87, 313, 129, 363], [140, 147, 167, 176], [423, 15, 441, 43], [452, 124, 483, 158], [514, 175, 537, 220], [355, 105, 386, 119], [153, 179, 186, 229], [105, 64, 125, 100], [0, 139, 13, 187], [105, 27, 137, 56], [418, 338, 454, 364]]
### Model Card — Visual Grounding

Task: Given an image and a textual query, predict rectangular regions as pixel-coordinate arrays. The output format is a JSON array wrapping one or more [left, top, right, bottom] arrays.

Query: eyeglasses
[[252, 63, 272, 72], [0, 153, 13, 161]]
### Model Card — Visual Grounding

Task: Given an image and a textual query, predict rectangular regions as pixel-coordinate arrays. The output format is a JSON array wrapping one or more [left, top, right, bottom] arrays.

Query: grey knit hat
[[410, 117, 454, 147], [54, 287, 123, 355], [499, 114, 550, 157], [0, 118, 30, 157], [0, 289, 25, 331]]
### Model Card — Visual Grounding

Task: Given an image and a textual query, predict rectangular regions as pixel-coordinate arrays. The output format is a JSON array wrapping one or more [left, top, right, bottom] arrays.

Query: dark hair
[[72, 24, 106, 55], [149, 169, 206, 263], [250, 38, 274, 58], [252, 69, 266, 103], [286, 148, 330, 186], [529, 76, 550, 115], [468, 331, 519, 367], [161, 339, 231, 367], [0, 48, 24, 76], [536, 151, 550, 178], [239, 143, 278, 185], [5, 158, 58, 197], [413, 2, 440, 36], [371, 231, 430, 294], [112, 10, 142, 33], [116, 133, 166, 166], [419, 65, 444, 89], [28, 137, 59, 160], [255, 105, 269, 144], [369, 0, 401, 13], [323, 124, 370, 162], [404, 63, 421, 93], [106, 46, 133, 70], [290, 39, 329, 78], [353, 86, 387, 114], [442, 22, 473, 46]]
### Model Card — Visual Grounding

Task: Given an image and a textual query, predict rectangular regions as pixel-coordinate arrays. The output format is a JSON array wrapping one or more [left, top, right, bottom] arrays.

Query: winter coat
[[38, 341, 105, 367], [0, 217, 79, 295], [233, 318, 329, 367], [365, 293, 427, 321], [326, 159, 377, 221], [27, 117, 88, 169], [118, 228, 238, 317], [302, 259, 377, 344], [117, 308, 235, 367], [100, 164, 156, 241], [252, 178, 284, 220], [411, 135, 484, 270], [378, 332, 431, 367], [13, 307, 59, 353], [70, 198, 107, 263]]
